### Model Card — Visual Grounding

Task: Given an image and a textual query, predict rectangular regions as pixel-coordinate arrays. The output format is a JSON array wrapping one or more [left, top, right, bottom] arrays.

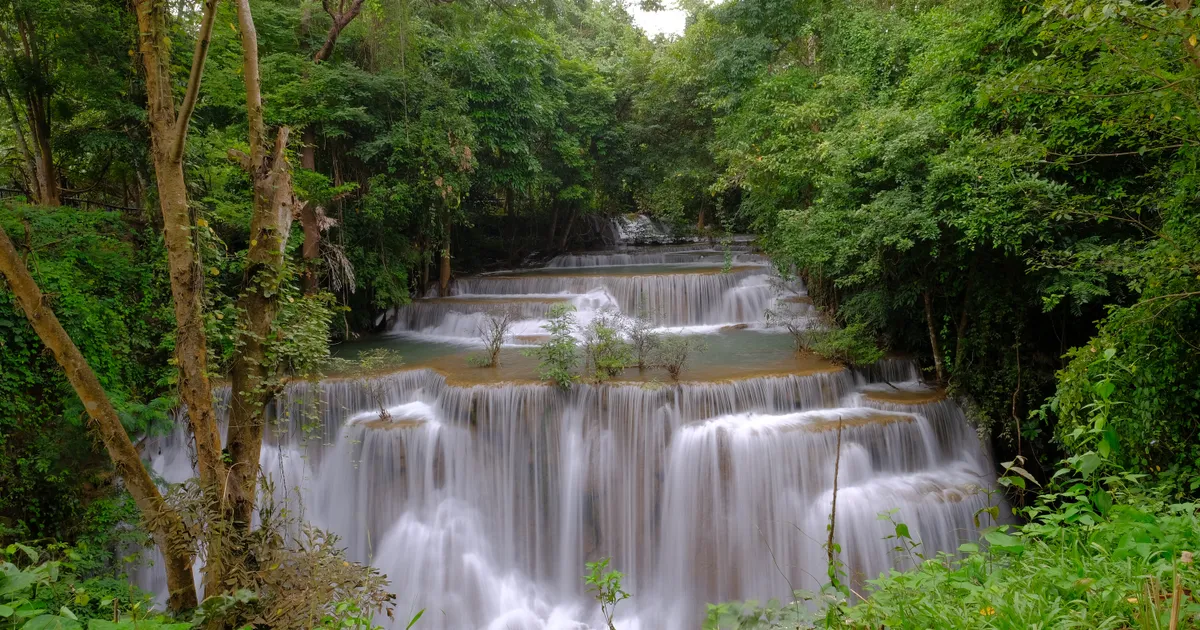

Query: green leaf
[[0, 605, 14, 618], [983, 530, 1025, 554], [406, 609, 424, 630], [1076, 452, 1102, 477], [21, 614, 82, 630]]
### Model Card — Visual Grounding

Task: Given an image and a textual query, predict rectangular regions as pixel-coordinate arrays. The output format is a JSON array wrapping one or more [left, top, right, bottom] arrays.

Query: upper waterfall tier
[[412, 265, 781, 328], [547, 247, 765, 268]]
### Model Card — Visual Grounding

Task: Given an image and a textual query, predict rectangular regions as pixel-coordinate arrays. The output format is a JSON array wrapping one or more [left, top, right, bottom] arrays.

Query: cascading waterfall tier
[[407, 266, 778, 331], [139, 242, 999, 630]]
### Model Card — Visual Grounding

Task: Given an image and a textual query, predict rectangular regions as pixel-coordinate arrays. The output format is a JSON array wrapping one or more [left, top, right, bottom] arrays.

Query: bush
[[468, 308, 516, 368], [766, 304, 883, 367], [653, 335, 707, 380], [528, 304, 579, 389], [626, 311, 661, 370], [582, 311, 632, 382]]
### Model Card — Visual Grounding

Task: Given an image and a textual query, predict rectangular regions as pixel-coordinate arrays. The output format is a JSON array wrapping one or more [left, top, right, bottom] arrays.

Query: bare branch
[[313, 0, 365, 62], [171, 0, 220, 163]]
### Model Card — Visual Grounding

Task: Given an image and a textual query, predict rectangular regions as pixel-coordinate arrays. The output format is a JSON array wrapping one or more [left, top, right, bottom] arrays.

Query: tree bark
[[300, 129, 320, 295], [313, 0, 366, 63], [223, 0, 297, 545], [131, 0, 226, 495], [439, 216, 451, 297], [923, 288, 946, 386], [0, 80, 38, 198], [0, 224, 196, 610], [0, 16, 59, 205], [953, 279, 972, 382]]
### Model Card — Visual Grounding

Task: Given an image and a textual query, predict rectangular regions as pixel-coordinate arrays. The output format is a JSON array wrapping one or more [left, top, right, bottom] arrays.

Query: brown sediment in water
[[789, 412, 913, 432], [863, 388, 947, 405], [358, 417, 427, 430], [417, 296, 571, 305], [414, 348, 841, 387], [719, 324, 749, 332]]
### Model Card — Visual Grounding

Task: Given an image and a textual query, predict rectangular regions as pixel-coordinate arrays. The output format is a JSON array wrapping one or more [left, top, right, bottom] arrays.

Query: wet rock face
[[141, 241, 999, 630]]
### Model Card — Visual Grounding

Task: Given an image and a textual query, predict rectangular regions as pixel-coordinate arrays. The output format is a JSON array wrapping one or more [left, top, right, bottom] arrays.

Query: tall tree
[[130, 0, 226, 496], [222, 0, 298, 535], [0, 0, 60, 205]]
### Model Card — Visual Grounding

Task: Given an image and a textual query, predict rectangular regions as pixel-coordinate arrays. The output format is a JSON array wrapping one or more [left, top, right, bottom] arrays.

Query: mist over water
[[139, 230, 999, 629]]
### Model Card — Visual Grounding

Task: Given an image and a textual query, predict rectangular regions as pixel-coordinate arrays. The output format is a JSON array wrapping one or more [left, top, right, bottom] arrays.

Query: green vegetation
[[653, 334, 708, 380], [3, 0, 1200, 623], [584, 557, 630, 630], [582, 312, 634, 382], [703, 456, 1200, 629], [530, 304, 582, 389]]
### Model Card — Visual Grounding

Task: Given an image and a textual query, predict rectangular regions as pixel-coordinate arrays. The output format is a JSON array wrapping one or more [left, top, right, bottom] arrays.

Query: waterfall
[[138, 243, 1000, 630]]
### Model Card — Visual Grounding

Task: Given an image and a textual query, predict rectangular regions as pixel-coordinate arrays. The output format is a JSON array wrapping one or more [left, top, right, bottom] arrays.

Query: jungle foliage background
[[1, 0, 1199, 624]]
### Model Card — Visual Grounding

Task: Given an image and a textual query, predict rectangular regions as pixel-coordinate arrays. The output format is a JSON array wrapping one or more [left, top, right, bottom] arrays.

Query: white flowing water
[[138, 243, 999, 629]]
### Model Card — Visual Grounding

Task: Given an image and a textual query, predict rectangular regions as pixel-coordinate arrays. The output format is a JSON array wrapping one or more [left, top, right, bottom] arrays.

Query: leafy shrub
[[582, 311, 632, 382], [626, 311, 661, 370], [766, 305, 882, 367], [0, 542, 169, 630], [653, 334, 707, 380], [584, 557, 629, 630], [528, 304, 579, 389], [807, 323, 884, 367], [1051, 299, 1200, 472]]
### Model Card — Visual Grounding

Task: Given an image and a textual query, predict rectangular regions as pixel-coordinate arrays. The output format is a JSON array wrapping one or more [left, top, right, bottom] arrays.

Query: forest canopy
[[1, 0, 1199, 625]]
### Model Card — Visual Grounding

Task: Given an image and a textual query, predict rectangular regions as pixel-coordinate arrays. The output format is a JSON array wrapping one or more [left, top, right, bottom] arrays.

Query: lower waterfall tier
[[141, 363, 999, 630]]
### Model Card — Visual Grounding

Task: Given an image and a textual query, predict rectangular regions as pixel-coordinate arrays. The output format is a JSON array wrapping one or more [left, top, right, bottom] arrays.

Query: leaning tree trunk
[[0, 225, 196, 610]]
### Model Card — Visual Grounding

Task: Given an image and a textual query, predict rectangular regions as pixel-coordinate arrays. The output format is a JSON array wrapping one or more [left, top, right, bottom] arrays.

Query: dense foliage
[[629, 0, 1200, 478], [4, 0, 1200, 624]]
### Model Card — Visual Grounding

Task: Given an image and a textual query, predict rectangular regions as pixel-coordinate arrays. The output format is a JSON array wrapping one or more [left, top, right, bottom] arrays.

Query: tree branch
[[234, 0, 265, 168], [313, 0, 365, 62], [171, 0, 220, 163]]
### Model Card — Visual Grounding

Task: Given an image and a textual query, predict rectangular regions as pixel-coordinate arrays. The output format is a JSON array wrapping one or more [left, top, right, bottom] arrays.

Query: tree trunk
[[923, 288, 946, 386], [300, 128, 320, 295], [0, 224, 197, 610], [132, 0, 226, 496], [223, 0, 297, 549], [559, 210, 576, 250], [27, 97, 59, 206], [0, 81, 38, 200], [439, 217, 451, 297], [953, 274, 972, 382]]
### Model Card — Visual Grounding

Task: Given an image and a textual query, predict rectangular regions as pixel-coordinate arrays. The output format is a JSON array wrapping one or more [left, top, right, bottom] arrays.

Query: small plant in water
[[653, 334, 707, 380], [584, 557, 629, 630], [469, 308, 516, 368], [626, 307, 660, 370], [526, 303, 579, 389], [356, 348, 405, 421], [582, 310, 633, 382]]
